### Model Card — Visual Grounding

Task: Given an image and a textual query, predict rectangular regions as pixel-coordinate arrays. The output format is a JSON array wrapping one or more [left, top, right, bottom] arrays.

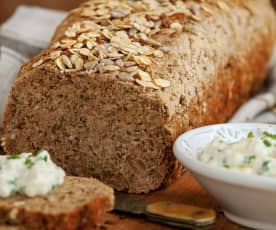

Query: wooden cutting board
[[102, 171, 249, 230]]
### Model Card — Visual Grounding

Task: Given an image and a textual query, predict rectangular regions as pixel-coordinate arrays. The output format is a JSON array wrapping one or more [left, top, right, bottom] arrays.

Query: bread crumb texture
[[0, 176, 114, 230]]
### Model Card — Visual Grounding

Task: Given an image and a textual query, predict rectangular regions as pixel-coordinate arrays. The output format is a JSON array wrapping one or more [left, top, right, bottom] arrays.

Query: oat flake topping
[[32, 0, 229, 89]]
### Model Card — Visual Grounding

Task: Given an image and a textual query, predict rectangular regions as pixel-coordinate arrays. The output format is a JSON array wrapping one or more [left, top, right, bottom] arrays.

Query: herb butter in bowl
[[173, 123, 276, 230], [199, 131, 276, 177], [0, 149, 65, 197]]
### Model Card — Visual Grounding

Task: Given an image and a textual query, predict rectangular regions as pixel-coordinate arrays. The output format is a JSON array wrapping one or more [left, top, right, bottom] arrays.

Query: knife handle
[[145, 201, 216, 229]]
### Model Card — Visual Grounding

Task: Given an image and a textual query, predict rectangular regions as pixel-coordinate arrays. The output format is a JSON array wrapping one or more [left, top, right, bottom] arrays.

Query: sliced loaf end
[[2, 66, 173, 193], [0, 176, 114, 230]]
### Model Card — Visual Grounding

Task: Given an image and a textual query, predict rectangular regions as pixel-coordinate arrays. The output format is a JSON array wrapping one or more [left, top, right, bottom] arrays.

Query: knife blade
[[114, 195, 216, 229]]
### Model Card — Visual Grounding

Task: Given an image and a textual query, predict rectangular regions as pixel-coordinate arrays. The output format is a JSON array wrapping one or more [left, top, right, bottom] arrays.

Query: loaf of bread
[[2, 0, 276, 193], [0, 176, 114, 230]]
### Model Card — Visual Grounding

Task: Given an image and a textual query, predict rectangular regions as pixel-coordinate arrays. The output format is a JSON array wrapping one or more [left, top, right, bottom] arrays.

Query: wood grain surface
[[101, 172, 249, 230]]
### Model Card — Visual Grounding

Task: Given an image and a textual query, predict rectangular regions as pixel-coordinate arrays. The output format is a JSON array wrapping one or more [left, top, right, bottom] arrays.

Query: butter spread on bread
[[0, 150, 65, 197]]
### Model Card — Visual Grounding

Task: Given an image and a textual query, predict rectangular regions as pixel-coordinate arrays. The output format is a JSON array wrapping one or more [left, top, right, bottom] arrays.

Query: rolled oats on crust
[[32, 0, 227, 89]]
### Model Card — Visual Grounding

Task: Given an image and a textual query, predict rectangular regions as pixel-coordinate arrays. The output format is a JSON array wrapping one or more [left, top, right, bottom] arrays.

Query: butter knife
[[114, 195, 216, 229]]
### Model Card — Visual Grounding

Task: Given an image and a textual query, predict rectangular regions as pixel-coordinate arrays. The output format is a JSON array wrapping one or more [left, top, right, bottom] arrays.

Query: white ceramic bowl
[[173, 123, 276, 230]]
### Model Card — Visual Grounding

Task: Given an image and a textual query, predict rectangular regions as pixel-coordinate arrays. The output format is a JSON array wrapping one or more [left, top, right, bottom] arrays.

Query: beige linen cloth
[[0, 6, 66, 125], [0, 6, 276, 127]]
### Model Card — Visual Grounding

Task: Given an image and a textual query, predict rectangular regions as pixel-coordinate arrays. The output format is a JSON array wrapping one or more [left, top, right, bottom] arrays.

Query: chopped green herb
[[263, 139, 272, 147], [7, 154, 20, 160], [42, 156, 48, 162], [263, 131, 276, 140], [224, 164, 230, 169], [24, 157, 34, 169], [243, 155, 256, 164], [51, 184, 57, 190], [261, 160, 271, 173], [35, 148, 45, 156], [8, 178, 17, 186], [247, 131, 254, 139]]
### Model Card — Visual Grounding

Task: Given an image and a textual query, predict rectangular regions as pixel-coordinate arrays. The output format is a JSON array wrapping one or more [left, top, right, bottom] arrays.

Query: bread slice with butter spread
[[0, 176, 114, 230]]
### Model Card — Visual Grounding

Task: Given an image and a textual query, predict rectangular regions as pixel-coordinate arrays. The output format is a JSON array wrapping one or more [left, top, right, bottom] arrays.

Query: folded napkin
[[0, 5, 276, 127], [229, 50, 276, 123], [0, 6, 66, 124]]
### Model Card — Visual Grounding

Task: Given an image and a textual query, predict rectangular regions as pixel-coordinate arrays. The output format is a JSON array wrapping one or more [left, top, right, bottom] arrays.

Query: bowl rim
[[173, 123, 276, 191]]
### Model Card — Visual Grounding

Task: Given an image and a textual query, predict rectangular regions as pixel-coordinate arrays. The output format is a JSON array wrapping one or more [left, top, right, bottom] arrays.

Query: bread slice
[[0, 227, 20, 230], [0, 176, 114, 230]]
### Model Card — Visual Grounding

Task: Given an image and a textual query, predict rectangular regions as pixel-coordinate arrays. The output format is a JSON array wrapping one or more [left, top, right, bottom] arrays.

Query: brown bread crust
[[2, 0, 276, 193], [0, 176, 114, 230]]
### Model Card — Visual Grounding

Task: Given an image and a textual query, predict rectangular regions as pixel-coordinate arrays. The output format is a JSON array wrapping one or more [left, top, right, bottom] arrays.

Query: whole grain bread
[[2, 0, 276, 193], [0, 227, 19, 230], [0, 176, 114, 230]]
